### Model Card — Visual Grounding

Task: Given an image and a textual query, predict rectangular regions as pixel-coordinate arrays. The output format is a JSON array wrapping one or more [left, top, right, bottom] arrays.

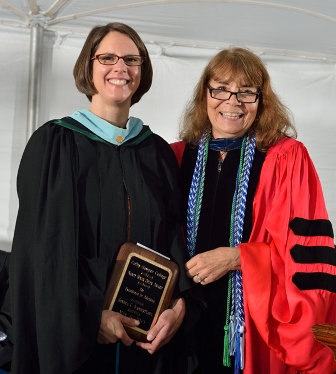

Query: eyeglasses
[[91, 53, 145, 66], [208, 86, 260, 103]]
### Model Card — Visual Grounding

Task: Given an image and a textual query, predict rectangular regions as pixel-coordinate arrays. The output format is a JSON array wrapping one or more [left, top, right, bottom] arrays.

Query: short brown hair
[[73, 22, 153, 106], [180, 47, 296, 150]]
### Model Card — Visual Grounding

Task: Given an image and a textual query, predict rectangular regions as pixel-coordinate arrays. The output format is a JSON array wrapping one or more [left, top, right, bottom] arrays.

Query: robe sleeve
[[240, 138, 336, 373], [10, 122, 102, 374], [152, 135, 192, 296]]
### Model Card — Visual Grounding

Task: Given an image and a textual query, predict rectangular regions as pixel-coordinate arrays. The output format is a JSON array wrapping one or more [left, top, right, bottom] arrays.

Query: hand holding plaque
[[103, 242, 179, 342]]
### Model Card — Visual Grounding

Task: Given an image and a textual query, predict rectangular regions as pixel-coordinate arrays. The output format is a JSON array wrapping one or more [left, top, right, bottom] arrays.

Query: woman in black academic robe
[[7, 22, 194, 374], [177, 145, 265, 373]]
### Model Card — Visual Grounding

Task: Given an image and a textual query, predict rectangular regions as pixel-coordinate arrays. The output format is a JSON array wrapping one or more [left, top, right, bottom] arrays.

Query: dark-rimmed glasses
[[208, 86, 260, 103], [91, 53, 145, 66]]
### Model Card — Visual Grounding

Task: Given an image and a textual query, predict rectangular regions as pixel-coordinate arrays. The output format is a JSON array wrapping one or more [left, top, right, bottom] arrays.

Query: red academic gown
[[240, 137, 336, 373], [172, 137, 336, 374]]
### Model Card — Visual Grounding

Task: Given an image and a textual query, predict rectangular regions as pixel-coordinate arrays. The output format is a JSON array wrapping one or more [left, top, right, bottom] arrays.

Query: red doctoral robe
[[172, 137, 336, 373]]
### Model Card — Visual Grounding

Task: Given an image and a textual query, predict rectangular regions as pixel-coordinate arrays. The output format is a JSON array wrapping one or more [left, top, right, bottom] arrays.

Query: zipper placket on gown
[[127, 195, 131, 241], [205, 153, 223, 250], [118, 146, 131, 242], [115, 146, 131, 374]]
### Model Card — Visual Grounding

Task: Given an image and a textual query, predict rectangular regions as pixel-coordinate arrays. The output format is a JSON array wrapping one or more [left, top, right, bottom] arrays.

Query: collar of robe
[[70, 109, 144, 145], [208, 136, 244, 152], [54, 118, 152, 146]]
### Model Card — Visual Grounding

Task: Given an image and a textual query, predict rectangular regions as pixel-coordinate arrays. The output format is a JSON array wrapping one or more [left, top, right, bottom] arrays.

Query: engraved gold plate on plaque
[[103, 242, 179, 342]]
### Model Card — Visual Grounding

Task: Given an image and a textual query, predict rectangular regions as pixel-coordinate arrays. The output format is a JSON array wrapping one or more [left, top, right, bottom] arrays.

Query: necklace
[[219, 150, 227, 161]]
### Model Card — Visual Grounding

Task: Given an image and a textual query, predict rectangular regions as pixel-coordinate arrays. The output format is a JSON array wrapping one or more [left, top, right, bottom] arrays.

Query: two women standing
[[4, 22, 336, 374]]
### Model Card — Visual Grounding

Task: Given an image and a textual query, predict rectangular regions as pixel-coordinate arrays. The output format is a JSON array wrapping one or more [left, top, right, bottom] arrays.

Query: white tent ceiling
[[1, 0, 336, 61], [0, 0, 336, 248]]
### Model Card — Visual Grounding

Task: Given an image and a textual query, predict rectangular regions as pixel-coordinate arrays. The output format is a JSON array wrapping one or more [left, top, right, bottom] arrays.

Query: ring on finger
[[195, 274, 202, 283]]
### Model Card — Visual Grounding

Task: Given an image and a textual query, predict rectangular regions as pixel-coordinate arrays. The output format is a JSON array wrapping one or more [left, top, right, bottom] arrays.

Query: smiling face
[[91, 31, 141, 110], [207, 75, 259, 139]]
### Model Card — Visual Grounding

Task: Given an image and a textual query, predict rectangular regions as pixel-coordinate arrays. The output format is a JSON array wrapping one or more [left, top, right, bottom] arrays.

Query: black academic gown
[[9, 118, 193, 374]]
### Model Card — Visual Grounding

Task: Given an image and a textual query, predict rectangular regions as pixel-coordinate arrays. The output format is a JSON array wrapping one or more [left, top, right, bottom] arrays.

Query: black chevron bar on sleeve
[[289, 217, 334, 238], [290, 244, 336, 266], [292, 272, 336, 292]]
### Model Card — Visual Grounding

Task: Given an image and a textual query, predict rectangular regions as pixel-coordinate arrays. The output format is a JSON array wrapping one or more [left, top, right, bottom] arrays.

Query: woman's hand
[[97, 310, 140, 346], [185, 246, 241, 285], [136, 298, 185, 354]]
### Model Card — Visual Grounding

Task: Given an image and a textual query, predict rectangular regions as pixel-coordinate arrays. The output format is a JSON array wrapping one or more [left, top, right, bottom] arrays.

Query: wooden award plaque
[[103, 242, 179, 342]]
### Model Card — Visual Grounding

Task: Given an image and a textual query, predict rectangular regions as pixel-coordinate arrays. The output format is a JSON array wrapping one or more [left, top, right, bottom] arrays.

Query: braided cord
[[223, 136, 246, 366], [223, 270, 233, 366], [223, 135, 256, 371], [186, 132, 210, 257]]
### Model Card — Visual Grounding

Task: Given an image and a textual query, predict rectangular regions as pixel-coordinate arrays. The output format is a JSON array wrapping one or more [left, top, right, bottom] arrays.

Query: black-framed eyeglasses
[[91, 53, 145, 66], [208, 86, 260, 103]]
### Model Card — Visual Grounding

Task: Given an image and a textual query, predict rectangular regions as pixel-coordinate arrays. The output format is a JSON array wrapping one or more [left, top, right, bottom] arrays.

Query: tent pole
[[26, 23, 43, 142]]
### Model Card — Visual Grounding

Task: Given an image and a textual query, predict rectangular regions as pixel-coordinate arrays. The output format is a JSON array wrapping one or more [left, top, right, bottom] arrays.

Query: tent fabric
[[0, 1, 335, 246]]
